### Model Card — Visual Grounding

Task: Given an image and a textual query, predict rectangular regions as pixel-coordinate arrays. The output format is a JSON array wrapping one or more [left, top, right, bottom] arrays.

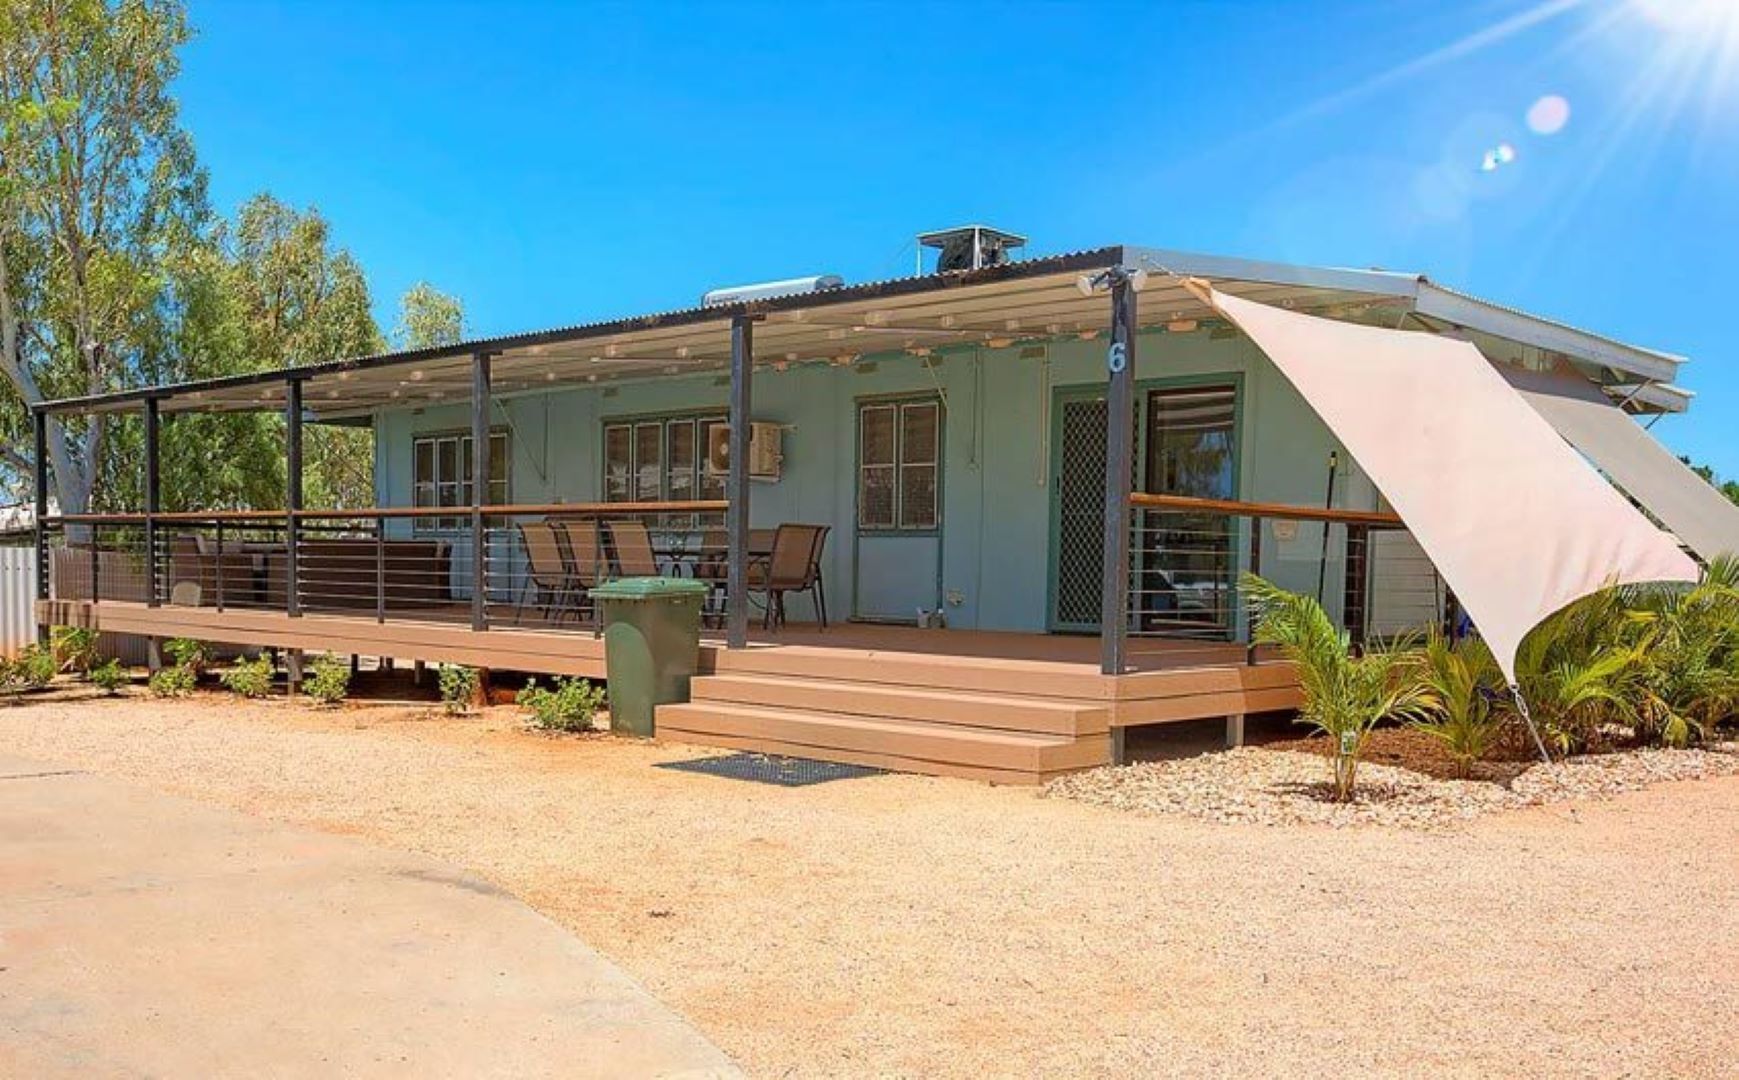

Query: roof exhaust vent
[[702, 274, 845, 307], [917, 225, 1027, 273]]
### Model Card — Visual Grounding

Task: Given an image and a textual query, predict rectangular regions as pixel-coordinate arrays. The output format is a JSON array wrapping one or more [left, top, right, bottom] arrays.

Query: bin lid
[[591, 576, 711, 600]]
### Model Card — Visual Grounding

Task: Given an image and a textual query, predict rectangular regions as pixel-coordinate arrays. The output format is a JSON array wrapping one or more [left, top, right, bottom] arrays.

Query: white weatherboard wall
[[0, 546, 36, 658], [372, 327, 1372, 633]]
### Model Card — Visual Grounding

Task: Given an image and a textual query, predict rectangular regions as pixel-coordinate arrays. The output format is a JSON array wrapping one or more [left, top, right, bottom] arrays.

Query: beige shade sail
[[1503, 368, 1739, 564], [1206, 287, 1698, 682]]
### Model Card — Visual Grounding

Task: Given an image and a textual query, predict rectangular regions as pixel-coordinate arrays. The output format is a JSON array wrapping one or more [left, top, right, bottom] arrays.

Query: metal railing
[[41, 500, 731, 635], [1125, 493, 1447, 659]]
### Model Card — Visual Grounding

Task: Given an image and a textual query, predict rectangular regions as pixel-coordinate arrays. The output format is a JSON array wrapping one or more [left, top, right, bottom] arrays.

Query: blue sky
[[177, 0, 1739, 475]]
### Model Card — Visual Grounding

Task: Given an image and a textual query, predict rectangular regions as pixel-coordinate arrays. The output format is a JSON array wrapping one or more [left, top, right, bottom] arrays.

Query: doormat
[[656, 752, 883, 787]]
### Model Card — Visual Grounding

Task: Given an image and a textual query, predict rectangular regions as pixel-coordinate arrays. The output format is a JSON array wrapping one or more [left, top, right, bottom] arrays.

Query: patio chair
[[555, 518, 606, 622], [748, 523, 830, 630], [515, 521, 578, 623], [605, 519, 661, 578]]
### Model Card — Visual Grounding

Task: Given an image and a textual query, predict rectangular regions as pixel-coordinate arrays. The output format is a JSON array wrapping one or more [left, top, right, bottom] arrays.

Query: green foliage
[[220, 655, 275, 699], [1242, 574, 1433, 801], [437, 664, 480, 715], [1509, 589, 1648, 755], [1412, 631, 1507, 777], [394, 282, 465, 349], [302, 655, 350, 706], [89, 658, 128, 696], [149, 663, 196, 698], [1620, 561, 1739, 747], [0, 659, 24, 701], [52, 626, 100, 675], [518, 676, 606, 733], [13, 643, 56, 689], [164, 637, 208, 674]]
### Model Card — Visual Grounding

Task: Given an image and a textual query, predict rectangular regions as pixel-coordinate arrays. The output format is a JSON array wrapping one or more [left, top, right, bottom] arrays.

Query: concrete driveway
[[0, 754, 739, 1079]]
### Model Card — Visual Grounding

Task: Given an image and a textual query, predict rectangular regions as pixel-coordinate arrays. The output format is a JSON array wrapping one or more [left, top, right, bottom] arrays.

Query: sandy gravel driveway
[[2, 690, 1735, 1078]]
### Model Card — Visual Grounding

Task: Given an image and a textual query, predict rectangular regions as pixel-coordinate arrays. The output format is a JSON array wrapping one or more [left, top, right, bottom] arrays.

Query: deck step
[[655, 702, 1109, 785], [688, 674, 1109, 735]]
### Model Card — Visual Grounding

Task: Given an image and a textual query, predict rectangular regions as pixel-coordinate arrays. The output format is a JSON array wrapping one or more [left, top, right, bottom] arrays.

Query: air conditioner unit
[[706, 421, 783, 482]]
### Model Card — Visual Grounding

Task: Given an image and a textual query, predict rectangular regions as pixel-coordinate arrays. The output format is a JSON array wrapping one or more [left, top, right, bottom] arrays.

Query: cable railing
[[41, 501, 732, 635], [1125, 492, 1446, 657]]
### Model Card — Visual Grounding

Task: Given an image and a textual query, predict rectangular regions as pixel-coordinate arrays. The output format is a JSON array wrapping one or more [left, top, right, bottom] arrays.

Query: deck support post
[[285, 377, 304, 618], [144, 397, 161, 608], [286, 648, 302, 697], [726, 313, 758, 649], [471, 351, 493, 632], [1098, 269, 1138, 676], [32, 409, 49, 645], [1225, 713, 1245, 749], [1110, 726, 1127, 767]]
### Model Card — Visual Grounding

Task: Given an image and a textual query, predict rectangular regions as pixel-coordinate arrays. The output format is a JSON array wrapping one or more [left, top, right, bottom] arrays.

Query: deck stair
[[656, 672, 1113, 785]]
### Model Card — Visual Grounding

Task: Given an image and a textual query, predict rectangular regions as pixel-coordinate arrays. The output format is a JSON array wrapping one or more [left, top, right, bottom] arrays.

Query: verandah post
[[285, 376, 304, 619], [471, 350, 493, 632], [1098, 269, 1138, 676], [726, 312, 757, 649], [32, 408, 49, 646], [144, 397, 161, 608]]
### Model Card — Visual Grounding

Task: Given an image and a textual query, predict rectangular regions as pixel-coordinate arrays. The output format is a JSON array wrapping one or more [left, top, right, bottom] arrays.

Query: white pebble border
[[1044, 743, 1739, 829]]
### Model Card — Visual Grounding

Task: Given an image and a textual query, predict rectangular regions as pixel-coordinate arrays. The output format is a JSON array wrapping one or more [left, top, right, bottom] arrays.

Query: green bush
[[164, 638, 209, 675], [302, 655, 351, 706], [1411, 631, 1507, 777], [518, 676, 606, 733], [14, 644, 57, 690], [149, 664, 197, 698], [89, 659, 129, 696], [220, 655, 275, 699], [1243, 574, 1432, 801], [52, 626, 100, 675], [438, 664, 480, 715], [0, 659, 25, 701]]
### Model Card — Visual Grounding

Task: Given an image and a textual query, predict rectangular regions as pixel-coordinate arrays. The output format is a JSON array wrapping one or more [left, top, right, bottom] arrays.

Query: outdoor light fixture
[[1167, 319, 1199, 333], [1076, 266, 1150, 296], [987, 337, 1014, 349]]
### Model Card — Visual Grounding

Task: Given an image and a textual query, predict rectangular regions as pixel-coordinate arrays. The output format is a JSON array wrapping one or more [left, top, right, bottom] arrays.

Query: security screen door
[[1050, 382, 1239, 633]]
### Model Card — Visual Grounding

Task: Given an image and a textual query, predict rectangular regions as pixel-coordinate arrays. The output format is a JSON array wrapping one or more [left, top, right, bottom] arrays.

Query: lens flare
[[1526, 94, 1572, 134]]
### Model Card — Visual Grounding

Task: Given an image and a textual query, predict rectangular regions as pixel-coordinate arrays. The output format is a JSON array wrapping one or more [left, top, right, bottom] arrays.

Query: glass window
[[411, 430, 510, 533], [857, 399, 939, 532], [603, 413, 730, 506]]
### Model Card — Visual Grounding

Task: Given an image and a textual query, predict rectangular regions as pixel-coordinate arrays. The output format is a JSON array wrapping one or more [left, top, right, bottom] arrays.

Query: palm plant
[[1242, 573, 1434, 801], [1509, 588, 1647, 755], [1621, 557, 1739, 747], [1411, 630, 1506, 777]]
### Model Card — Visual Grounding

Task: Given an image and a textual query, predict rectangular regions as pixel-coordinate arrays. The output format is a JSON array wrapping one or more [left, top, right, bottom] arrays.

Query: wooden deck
[[40, 600, 1300, 784]]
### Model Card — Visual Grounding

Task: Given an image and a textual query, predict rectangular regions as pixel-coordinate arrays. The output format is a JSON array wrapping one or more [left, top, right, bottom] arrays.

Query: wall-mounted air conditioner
[[706, 422, 783, 482]]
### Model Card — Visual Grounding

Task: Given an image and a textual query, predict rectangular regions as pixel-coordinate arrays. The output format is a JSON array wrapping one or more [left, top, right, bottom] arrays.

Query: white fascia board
[[1612, 381, 1693, 414], [1121, 246, 1422, 298], [1413, 281, 1683, 384]]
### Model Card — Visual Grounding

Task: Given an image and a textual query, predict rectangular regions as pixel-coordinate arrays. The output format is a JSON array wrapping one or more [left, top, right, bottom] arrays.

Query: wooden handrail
[[45, 499, 731, 527], [1128, 491, 1403, 528]]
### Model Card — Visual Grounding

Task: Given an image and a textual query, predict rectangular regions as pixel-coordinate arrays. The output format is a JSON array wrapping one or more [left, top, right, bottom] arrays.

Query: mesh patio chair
[[515, 521, 578, 624], [748, 523, 830, 630], [605, 519, 661, 578], [555, 518, 606, 623]]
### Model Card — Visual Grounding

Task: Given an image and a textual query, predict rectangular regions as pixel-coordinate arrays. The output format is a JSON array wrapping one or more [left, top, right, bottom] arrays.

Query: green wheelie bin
[[591, 577, 709, 737]]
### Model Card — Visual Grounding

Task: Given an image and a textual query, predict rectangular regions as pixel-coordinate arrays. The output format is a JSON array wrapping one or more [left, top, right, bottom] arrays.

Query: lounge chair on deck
[[516, 521, 578, 623], [605, 520, 661, 578]]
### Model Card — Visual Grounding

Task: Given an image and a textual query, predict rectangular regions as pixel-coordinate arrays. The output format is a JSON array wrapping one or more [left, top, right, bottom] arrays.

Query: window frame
[[411, 427, 511, 534], [856, 395, 943, 536], [600, 409, 729, 505]]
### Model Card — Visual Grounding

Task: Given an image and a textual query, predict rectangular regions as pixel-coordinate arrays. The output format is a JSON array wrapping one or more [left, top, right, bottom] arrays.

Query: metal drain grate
[[657, 752, 883, 787]]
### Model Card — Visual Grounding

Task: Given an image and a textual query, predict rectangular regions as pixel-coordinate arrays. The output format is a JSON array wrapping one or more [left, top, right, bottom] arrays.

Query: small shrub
[[220, 655, 275, 699], [518, 676, 605, 733], [1412, 631, 1508, 778], [14, 644, 57, 690], [438, 664, 480, 715], [0, 659, 25, 702], [89, 659, 129, 696], [52, 626, 100, 676], [302, 655, 351, 706], [149, 664, 197, 698], [164, 637, 209, 675]]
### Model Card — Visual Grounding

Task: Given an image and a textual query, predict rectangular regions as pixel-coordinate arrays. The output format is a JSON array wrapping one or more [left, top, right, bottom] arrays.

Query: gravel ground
[[1047, 744, 1739, 828], [4, 687, 1738, 1078]]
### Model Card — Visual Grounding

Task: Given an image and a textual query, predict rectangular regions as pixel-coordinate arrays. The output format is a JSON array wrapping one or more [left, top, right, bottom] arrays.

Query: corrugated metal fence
[[0, 545, 35, 659]]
